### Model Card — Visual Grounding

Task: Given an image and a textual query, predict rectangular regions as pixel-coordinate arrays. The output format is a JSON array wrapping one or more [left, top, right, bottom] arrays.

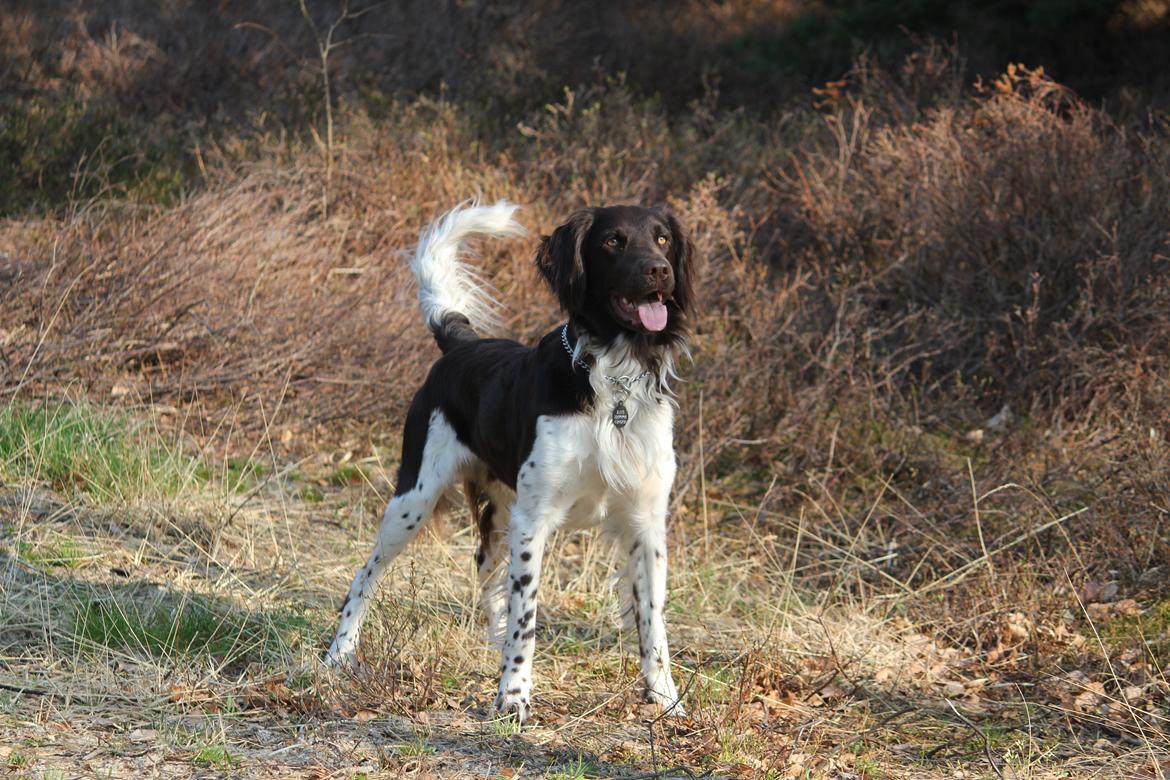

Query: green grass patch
[[854, 757, 885, 778], [195, 456, 269, 494], [689, 664, 738, 710], [73, 593, 310, 666], [548, 756, 601, 779], [717, 728, 763, 766], [393, 738, 435, 757], [329, 464, 367, 487], [5, 750, 29, 770], [0, 401, 197, 502], [300, 484, 325, 503], [15, 533, 88, 569], [439, 669, 465, 693], [547, 629, 593, 656], [489, 716, 522, 736], [191, 744, 237, 769], [1098, 599, 1170, 665]]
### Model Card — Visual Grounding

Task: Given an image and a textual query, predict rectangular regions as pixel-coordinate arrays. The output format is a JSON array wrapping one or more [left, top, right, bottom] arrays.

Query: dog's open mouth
[[612, 291, 669, 332]]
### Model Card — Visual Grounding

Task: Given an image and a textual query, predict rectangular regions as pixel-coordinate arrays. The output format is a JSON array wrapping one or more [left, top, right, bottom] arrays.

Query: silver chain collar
[[560, 323, 653, 393], [560, 323, 592, 372]]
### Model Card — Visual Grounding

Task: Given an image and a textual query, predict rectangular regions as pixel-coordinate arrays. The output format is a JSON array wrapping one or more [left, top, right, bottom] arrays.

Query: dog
[[325, 200, 696, 724]]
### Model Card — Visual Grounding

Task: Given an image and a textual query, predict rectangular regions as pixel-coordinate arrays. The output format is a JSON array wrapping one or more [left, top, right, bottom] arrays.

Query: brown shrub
[[782, 62, 1170, 411], [756, 57, 1170, 604], [2, 50, 1169, 621]]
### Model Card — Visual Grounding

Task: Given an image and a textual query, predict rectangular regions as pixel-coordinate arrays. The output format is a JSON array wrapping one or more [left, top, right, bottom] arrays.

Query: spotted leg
[[325, 410, 470, 668], [614, 486, 685, 715], [490, 504, 550, 724]]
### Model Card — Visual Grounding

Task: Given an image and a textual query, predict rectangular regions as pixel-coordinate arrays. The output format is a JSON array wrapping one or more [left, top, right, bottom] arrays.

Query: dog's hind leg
[[489, 497, 551, 725], [325, 408, 471, 668], [472, 483, 511, 647]]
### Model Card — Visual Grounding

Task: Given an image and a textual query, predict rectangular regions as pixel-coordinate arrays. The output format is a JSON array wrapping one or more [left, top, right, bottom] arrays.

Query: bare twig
[[297, 0, 387, 215], [946, 698, 1004, 779]]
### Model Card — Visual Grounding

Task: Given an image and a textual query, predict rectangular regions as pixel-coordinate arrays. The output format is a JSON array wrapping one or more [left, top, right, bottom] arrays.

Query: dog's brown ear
[[536, 209, 594, 313], [662, 209, 697, 315]]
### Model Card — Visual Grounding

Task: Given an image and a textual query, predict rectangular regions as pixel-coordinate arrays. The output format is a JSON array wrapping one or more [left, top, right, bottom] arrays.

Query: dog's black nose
[[645, 260, 671, 287]]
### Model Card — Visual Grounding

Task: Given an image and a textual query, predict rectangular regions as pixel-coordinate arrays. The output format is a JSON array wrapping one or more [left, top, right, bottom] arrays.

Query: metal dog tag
[[612, 401, 629, 429]]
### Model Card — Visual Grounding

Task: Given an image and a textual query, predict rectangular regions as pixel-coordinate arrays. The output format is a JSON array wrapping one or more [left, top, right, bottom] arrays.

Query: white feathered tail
[[411, 200, 525, 350]]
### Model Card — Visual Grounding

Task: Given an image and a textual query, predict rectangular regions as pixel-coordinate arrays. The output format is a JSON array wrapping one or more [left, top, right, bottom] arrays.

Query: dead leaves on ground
[[164, 674, 322, 716], [86, 582, 1170, 778]]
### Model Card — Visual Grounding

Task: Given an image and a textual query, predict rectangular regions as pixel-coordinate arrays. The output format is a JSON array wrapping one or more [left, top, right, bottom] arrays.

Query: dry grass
[[3, 3, 1170, 777], [1, 421, 1165, 778]]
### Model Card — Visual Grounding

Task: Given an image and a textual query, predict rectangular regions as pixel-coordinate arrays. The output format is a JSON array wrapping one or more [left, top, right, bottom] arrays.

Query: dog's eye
[[605, 236, 620, 249], [656, 235, 669, 246]]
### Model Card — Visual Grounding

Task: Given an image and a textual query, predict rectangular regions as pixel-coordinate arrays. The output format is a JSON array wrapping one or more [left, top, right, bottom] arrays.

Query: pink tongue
[[637, 300, 668, 332]]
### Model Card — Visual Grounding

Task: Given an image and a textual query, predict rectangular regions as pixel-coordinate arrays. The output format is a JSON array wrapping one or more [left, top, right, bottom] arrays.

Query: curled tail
[[411, 200, 525, 353]]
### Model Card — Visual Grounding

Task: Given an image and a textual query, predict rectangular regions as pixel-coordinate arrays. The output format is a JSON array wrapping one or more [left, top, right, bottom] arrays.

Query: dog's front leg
[[491, 504, 550, 725], [627, 518, 685, 715], [615, 474, 685, 716]]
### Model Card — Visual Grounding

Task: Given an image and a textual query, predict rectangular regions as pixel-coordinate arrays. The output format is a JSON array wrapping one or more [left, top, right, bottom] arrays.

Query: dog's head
[[535, 205, 696, 343]]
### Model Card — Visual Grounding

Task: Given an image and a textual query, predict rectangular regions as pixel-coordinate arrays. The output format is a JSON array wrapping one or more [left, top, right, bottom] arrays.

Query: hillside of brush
[[2, 2, 1169, 777]]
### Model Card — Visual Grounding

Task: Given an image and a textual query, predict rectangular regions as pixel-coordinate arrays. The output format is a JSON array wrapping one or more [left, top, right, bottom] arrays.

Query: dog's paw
[[645, 688, 686, 718], [491, 690, 532, 726], [322, 641, 358, 671]]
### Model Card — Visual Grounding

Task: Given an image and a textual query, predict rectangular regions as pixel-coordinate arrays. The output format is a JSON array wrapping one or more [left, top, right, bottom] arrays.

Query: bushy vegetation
[[2, 1, 1169, 777]]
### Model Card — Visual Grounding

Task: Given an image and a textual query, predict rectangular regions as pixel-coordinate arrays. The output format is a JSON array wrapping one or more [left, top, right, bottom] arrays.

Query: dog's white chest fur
[[558, 334, 677, 496], [531, 397, 673, 515]]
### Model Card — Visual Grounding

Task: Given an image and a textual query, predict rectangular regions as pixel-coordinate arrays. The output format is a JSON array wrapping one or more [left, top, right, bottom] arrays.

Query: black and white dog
[[326, 200, 695, 724]]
